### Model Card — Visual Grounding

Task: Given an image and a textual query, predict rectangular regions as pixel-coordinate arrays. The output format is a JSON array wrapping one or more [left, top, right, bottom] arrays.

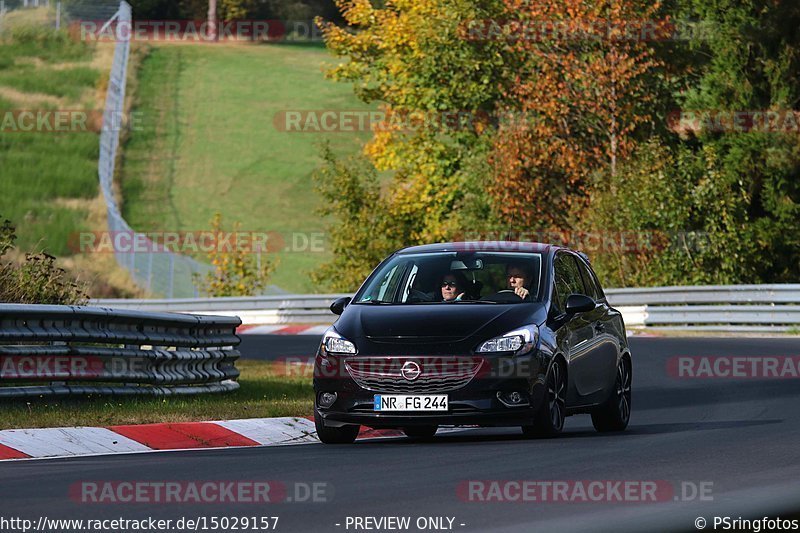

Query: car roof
[[395, 241, 567, 255]]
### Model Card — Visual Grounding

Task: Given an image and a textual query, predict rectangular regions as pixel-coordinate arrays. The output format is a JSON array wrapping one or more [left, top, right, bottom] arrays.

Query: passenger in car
[[440, 271, 470, 301]]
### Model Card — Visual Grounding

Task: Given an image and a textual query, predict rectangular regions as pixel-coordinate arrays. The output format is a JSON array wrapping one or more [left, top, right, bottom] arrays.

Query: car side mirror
[[330, 296, 352, 316], [565, 294, 595, 315]]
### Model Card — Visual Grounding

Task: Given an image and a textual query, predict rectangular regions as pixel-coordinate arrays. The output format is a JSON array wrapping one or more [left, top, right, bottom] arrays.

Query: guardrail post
[[146, 252, 154, 292], [168, 254, 175, 299]]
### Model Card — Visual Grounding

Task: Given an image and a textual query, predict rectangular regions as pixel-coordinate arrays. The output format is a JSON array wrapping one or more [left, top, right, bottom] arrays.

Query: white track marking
[[217, 417, 318, 445], [0, 427, 150, 458]]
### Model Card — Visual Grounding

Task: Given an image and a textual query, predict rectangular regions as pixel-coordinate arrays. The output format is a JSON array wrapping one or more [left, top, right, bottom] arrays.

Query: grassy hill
[[0, 12, 140, 297], [119, 42, 373, 294], [0, 23, 99, 255]]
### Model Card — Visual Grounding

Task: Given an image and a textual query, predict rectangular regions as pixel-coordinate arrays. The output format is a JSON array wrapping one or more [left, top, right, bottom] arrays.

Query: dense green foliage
[[314, 0, 800, 289], [587, 0, 800, 286], [0, 216, 88, 305]]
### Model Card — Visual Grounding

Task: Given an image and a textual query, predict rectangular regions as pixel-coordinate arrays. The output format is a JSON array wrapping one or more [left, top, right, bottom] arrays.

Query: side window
[[553, 253, 585, 313], [374, 263, 403, 301], [576, 258, 604, 301]]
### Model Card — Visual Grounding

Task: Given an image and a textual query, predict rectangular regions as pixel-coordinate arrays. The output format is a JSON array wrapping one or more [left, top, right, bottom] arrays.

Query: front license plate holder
[[373, 394, 448, 412]]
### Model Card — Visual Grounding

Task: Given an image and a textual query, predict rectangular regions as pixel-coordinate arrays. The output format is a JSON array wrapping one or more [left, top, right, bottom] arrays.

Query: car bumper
[[314, 352, 546, 429], [316, 406, 540, 428]]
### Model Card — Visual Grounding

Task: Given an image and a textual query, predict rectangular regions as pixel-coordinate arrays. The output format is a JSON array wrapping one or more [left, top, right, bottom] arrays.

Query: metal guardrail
[[0, 304, 241, 397], [92, 285, 800, 333], [607, 285, 800, 332], [92, 295, 343, 325], [603, 285, 800, 305]]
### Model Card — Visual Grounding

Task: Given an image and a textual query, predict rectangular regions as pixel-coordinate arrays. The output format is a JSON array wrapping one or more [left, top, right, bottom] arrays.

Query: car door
[[552, 252, 599, 406], [575, 255, 619, 400]]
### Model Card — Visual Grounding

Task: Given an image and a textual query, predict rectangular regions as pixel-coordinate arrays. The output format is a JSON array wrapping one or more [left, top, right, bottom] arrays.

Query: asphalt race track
[[1, 336, 800, 532]]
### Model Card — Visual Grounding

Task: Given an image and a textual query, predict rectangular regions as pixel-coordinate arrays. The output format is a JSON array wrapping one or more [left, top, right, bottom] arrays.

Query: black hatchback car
[[313, 242, 632, 443]]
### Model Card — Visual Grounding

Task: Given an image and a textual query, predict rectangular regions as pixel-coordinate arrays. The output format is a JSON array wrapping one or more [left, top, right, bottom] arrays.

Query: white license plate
[[373, 395, 448, 412]]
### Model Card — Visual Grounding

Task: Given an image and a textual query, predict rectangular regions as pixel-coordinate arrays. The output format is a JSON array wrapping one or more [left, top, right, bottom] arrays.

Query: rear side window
[[553, 253, 585, 313], [576, 257, 604, 301]]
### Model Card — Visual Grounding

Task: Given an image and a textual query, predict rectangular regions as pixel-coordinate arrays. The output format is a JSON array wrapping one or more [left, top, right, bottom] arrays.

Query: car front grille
[[345, 356, 484, 393]]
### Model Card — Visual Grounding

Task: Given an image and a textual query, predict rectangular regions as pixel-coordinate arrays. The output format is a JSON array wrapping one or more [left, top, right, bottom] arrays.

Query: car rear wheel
[[314, 411, 360, 444], [402, 425, 438, 440], [522, 361, 566, 438], [591, 356, 632, 432]]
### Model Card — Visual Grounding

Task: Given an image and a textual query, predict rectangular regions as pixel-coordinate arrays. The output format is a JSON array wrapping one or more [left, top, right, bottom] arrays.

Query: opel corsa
[[313, 242, 632, 443]]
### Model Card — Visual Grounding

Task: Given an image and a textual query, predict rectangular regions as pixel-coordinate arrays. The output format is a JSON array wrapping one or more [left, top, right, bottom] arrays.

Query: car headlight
[[476, 325, 538, 355], [321, 328, 357, 355]]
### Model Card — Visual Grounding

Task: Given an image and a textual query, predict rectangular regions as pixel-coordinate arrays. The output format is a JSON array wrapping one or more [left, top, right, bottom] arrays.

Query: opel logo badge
[[401, 361, 421, 381]]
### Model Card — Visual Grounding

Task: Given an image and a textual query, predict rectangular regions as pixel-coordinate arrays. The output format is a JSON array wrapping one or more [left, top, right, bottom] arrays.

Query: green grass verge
[[0, 360, 313, 429], [119, 43, 374, 294], [0, 65, 100, 99], [0, 29, 99, 256]]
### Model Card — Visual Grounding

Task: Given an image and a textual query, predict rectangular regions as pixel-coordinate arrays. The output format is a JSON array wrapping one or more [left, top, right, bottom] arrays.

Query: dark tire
[[402, 425, 438, 440], [591, 356, 632, 432], [522, 360, 566, 438], [314, 411, 359, 444]]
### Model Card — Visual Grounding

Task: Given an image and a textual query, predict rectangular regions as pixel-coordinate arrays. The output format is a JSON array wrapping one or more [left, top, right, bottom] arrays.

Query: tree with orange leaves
[[489, 0, 663, 229]]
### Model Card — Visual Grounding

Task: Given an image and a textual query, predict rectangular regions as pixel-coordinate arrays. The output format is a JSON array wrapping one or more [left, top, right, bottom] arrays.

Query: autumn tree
[[321, 0, 510, 238], [313, 0, 510, 288], [488, 0, 664, 230], [194, 213, 277, 297], [584, 0, 800, 286], [315, 0, 799, 289]]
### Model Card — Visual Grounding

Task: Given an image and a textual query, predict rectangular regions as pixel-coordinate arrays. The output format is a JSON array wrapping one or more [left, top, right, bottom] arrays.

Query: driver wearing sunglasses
[[440, 272, 468, 302]]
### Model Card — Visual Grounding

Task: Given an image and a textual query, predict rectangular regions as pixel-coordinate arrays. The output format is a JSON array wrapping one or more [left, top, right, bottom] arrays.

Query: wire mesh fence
[[97, 1, 212, 298], [2, 0, 283, 298], [0, 0, 61, 31]]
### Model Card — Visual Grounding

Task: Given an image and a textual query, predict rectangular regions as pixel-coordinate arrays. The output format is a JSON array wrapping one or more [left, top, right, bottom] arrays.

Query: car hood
[[335, 302, 547, 344]]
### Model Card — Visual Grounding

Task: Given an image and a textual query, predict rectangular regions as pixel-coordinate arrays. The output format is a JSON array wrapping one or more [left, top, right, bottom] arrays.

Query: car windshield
[[354, 252, 543, 304]]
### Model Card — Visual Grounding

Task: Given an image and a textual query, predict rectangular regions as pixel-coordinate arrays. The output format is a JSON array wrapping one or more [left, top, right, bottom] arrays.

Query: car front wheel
[[522, 361, 566, 438]]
